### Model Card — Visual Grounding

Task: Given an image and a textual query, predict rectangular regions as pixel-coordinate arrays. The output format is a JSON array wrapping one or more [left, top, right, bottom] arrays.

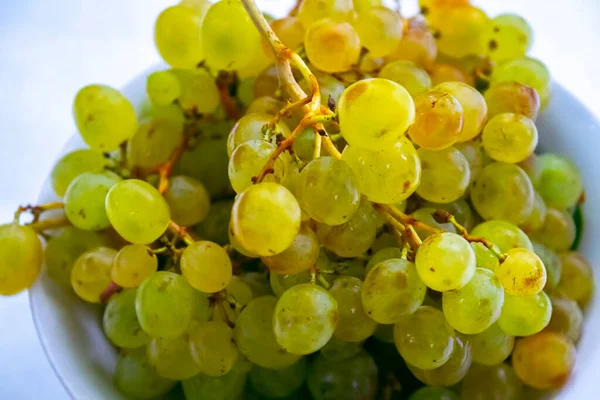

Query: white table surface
[[0, 0, 598, 398]]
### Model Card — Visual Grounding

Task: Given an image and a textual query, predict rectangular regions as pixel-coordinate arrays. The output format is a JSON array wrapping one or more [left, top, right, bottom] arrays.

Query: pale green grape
[[408, 90, 463, 150], [103, 288, 150, 348], [470, 162, 534, 224], [225, 276, 253, 308], [172, 69, 220, 114], [146, 70, 181, 106], [532, 242, 561, 291], [229, 140, 288, 194], [316, 198, 378, 258], [362, 258, 426, 324], [128, 116, 183, 170], [407, 335, 471, 386], [320, 337, 364, 361], [296, 157, 360, 226], [44, 227, 110, 287], [484, 81, 540, 120], [154, 5, 206, 68], [557, 252, 594, 306], [394, 306, 455, 370], [193, 199, 233, 245], [519, 153, 543, 186], [64, 171, 121, 231], [482, 113, 538, 163], [545, 295, 583, 343], [307, 351, 378, 400], [536, 153, 583, 209], [227, 112, 290, 156], [427, 5, 489, 58], [533, 208, 576, 251], [443, 268, 504, 334], [305, 18, 360, 73], [342, 138, 421, 204], [329, 276, 378, 342], [236, 77, 256, 107], [497, 248, 546, 296], [270, 269, 313, 298], [201, 0, 260, 71], [0, 223, 43, 295], [461, 363, 523, 400], [105, 179, 170, 244], [234, 295, 301, 369], [111, 244, 159, 290], [498, 291, 552, 336], [147, 335, 200, 380], [434, 82, 487, 142], [231, 183, 301, 256], [490, 56, 551, 107], [181, 241, 232, 294], [274, 283, 338, 355], [520, 191, 547, 234], [247, 96, 284, 116], [468, 322, 515, 366], [182, 360, 247, 400], [293, 128, 318, 162], [415, 232, 476, 292], [454, 140, 484, 185], [379, 61, 431, 97], [471, 242, 500, 271], [338, 79, 415, 151], [262, 224, 320, 275], [73, 85, 138, 152], [249, 358, 307, 399], [410, 386, 459, 400], [165, 175, 210, 227], [297, 0, 354, 28], [136, 271, 195, 338], [189, 320, 239, 377], [471, 220, 532, 252], [487, 14, 533, 62], [354, 7, 403, 58], [365, 247, 403, 275], [50, 149, 108, 196], [411, 207, 457, 240], [114, 347, 176, 399], [71, 247, 116, 303], [416, 147, 470, 203], [386, 16, 437, 69]]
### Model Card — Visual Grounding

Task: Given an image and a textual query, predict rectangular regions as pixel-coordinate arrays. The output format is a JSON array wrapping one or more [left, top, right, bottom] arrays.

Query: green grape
[[379, 61, 431, 97], [201, 0, 260, 71], [545, 295, 583, 343], [386, 16, 437, 69], [147, 335, 200, 380], [103, 288, 150, 348], [461, 363, 523, 400], [482, 113, 538, 163], [424, 199, 475, 230], [267, 17, 305, 58], [227, 112, 290, 156], [164, 175, 210, 227], [536, 153, 583, 209], [262, 224, 320, 275], [182, 360, 247, 400], [370, 231, 400, 253], [189, 320, 239, 377], [128, 116, 184, 171], [193, 199, 233, 245], [105, 179, 170, 244], [249, 358, 308, 399], [498, 291, 552, 336], [181, 241, 232, 294], [329, 276, 378, 342], [532, 242, 561, 291], [50, 149, 108, 197], [416, 147, 470, 203], [365, 247, 403, 275], [73, 84, 138, 152], [372, 324, 394, 344], [533, 208, 576, 251], [305, 19, 360, 73], [331, 258, 366, 280], [274, 283, 339, 355], [471, 220, 532, 252], [471, 242, 500, 271], [225, 276, 253, 308], [44, 227, 110, 287], [71, 247, 116, 303], [490, 56, 551, 107], [172, 69, 220, 114], [299, 73, 346, 107], [394, 306, 455, 370], [228, 140, 287, 193], [427, 5, 489, 58], [512, 332, 576, 390], [407, 334, 471, 386], [411, 207, 457, 240], [497, 248, 546, 296], [484, 81, 540, 120], [307, 351, 378, 400], [338, 79, 415, 151], [234, 296, 301, 369], [231, 183, 301, 257], [320, 337, 364, 361], [557, 252, 594, 306], [520, 191, 547, 234], [354, 7, 403, 58], [408, 90, 463, 150], [154, 5, 205, 68], [114, 347, 175, 399], [443, 268, 504, 334], [191, 289, 211, 323], [362, 258, 426, 324], [415, 232, 476, 292], [236, 77, 256, 107], [316, 198, 378, 258], [269, 268, 321, 298], [247, 96, 284, 116], [0, 223, 43, 295], [410, 386, 459, 400], [136, 271, 195, 338], [228, 218, 260, 258], [241, 271, 273, 298], [429, 63, 470, 86], [468, 322, 515, 366], [296, 157, 360, 226], [519, 153, 543, 187], [64, 171, 121, 231], [297, 0, 354, 29], [253, 65, 280, 98], [293, 128, 318, 162], [434, 81, 487, 142], [470, 162, 534, 224], [146, 70, 181, 106], [342, 138, 421, 204], [487, 14, 533, 62], [454, 141, 484, 185], [111, 244, 157, 289]]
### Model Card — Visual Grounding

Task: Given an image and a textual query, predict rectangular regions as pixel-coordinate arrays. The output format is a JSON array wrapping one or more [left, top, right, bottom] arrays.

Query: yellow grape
[[50, 149, 109, 197], [461, 363, 523, 400], [484, 81, 541, 121], [0, 223, 43, 296], [71, 247, 116, 303], [378, 60, 432, 97], [330, 276, 378, 342], [227, 112, 290, 156], [482, 113, 538, 163], [490, 56, 552, 107], [146, 70, 181, 106], [304, 19, 361, 73], [297, 0, 354, 29], [498, 291, 552, 336], [172, 69, 220, 114], [497, 248, 546, 296], [434, 81, 487, 142], [470, 220, 533, 253], [265, 17, 305, 57], [408, 90, 463, 150], [454, 140, 484, 184], [533, 208, 576, 251], [111, 244, 157, 288], [262, 224, 320, 275], [147, 336, 200, 380], [189, 320, 239, 377], [468, 322, 515, 366], [103, 289, 151, 349], [164, 175, 210, 227], [181, 241, 232, 294], [386, 17, 437, 69], [114, 348, 176, 399], [429, 63, 470, 86], [354, 7, 403, 58], [487, 14, 533, 63], [556, 252, 595, 306], [416, 147, 471, 203], [129, 116, 183, 171], [519, 191, 547, 234], [545, 295, 584, 343], [228, 140, 288, 193]]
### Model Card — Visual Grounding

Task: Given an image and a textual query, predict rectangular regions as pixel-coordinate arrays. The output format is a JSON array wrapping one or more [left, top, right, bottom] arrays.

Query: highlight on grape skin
[[1, 0, 594, 399]]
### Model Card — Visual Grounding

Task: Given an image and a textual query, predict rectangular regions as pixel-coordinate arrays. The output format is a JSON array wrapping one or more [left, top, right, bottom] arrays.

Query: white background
[[0, 0, 598, 398]]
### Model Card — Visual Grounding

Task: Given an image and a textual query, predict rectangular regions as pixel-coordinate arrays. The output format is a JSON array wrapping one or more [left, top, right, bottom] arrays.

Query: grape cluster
[[0, 0, 595, 399]]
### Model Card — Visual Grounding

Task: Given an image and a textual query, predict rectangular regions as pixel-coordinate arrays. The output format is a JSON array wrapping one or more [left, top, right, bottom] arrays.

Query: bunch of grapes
[[0, 0, 594, 399]]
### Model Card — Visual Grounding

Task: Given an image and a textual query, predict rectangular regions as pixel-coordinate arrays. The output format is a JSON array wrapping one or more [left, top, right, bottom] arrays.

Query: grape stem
[[216, 71, 242, 120], [100, 281, 122, 304], [28, 215, 71, 233], [167, 220, 195, 246], [268, 96, 312, 130], [377, 203, 442, 235], [155, 122, 196, 194], [313, 130, 322, 159], [375, 205, 423, 249], [14, 201, 64, 224]]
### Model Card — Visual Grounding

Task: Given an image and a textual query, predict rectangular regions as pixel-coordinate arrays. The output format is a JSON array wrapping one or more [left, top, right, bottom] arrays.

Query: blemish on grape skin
[[344, 81, 368, 105]]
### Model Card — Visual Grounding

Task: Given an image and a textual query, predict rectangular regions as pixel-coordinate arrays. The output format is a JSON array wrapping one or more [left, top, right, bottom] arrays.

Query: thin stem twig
[[167, 220, 195, 246], [154, 123, 195, 194], [14, 201, 64, 223], [376, 204, 441, 235], [28, 216, 71, 233]]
